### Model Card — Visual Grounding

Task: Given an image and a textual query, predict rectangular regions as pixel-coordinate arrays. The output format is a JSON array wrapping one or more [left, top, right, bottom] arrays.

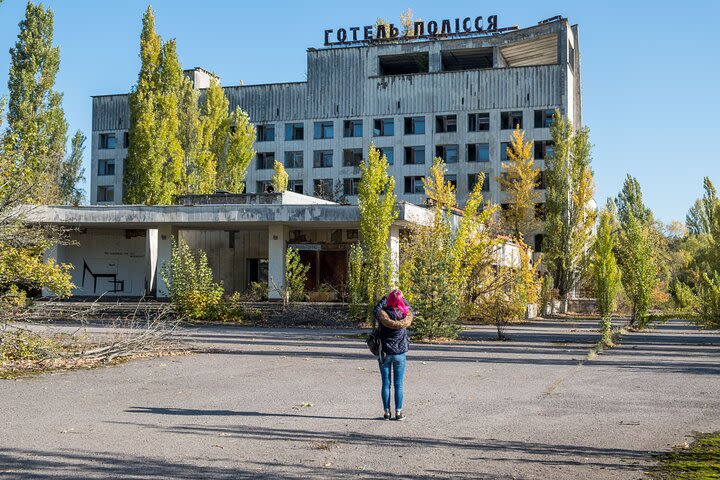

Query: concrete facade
[[90, 18, 581, 220]]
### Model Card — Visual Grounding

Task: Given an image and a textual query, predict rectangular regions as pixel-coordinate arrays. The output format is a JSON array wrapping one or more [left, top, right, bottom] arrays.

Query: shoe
[[395, 410, 405, 421], [383, 410, 391, 420]]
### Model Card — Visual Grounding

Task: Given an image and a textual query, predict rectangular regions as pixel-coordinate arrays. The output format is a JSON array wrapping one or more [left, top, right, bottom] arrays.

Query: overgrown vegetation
[[272, 160, 289, 193], [284, 247, 309, 302], [649, 431, 720, 479], [591, 202, 622, 345]]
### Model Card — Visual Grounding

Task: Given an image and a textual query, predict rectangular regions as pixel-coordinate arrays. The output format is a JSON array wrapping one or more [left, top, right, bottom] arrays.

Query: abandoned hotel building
[[31, 15, 582, 300]]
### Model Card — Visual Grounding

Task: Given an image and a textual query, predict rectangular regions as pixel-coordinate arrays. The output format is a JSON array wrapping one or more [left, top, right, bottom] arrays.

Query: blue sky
[[0, 0, 718, 223]]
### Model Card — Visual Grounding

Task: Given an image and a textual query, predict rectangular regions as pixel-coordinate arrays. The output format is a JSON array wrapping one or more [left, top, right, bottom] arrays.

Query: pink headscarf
[[386, 289, 409, 316]]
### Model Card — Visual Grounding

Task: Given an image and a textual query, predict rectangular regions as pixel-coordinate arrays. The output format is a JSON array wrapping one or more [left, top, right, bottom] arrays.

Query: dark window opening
[[313, 179, 334, 198], [501, 142, 510, 162], [256, 124, 275, 142], [435, 144, 459, 164], [468, 173, 490, 193], [98, 159, 115, 176], [536, 170, 546, 190], [534, 109, 556, 129], [468, 112, 490, 132], [123, 131, 129, 148], [441, 47, 493, 71], [373, 118, 394, 137], [99, 133, 116, 150], [377, 147, 394, 165], [404, 146, 425, 165], [97, 185, 114, 202], [467, 143, 489, 163], [501, 111, 523, 130], [288, 180, 303, 194], [534, 234, 545, 252], [285, 122, 304, 141], [404, 116, 425, 135], [379, 52, 430, 75], [534, 140, 555, 160], [284, 151, 303, 169], [343, 178, 361, 196], [343, 148, 363, 167], [313, 150, 333, 168], [343, 119, 363, 137], [404, 176, 424, 194], [535, 203, 546, 220], [436, 115, 457, 133], [256, 152, 275, 170]]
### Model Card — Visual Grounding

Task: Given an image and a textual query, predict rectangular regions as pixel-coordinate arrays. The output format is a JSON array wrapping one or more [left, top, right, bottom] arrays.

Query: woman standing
[[373, 289, 413, 421]]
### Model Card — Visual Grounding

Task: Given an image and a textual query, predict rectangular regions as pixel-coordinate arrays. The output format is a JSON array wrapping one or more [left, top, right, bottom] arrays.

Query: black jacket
[[373, 297, 410, 355]]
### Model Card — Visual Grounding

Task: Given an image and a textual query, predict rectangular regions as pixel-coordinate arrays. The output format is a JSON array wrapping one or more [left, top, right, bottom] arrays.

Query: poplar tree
[[356, 145, 398, 319], [177, 76, 199, 195], [58, 130, 86, 205], [6, 1, 68, 204], [217, 107, 255, 193], [686, 177, 718, 236], [591, 201, 621, 343], [543, 111, 596, 311], [498, 127, 540, 240], [616, 176, 657, 326], [155, 39, 184, 203], [124, 6, 162, 204]]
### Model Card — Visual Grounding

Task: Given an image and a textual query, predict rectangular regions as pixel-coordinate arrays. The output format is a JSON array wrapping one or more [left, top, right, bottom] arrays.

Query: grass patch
[[649, 432, 720, 479]]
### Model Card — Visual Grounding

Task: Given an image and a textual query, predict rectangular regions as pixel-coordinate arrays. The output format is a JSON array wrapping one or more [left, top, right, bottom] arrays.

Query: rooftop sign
[[324, 15, 510, 47]]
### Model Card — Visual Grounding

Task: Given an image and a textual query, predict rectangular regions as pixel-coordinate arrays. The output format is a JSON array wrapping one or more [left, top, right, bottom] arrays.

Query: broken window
[[284, 151, 303, 169], [534, 141, 555, 160], [99, 133, 116, 149], [404, 146, 425, 165], [373, 118, 394, 137], [96, 185, 114, 202], [404, 116, 425, 135], [501, 111, 523, 130], [313, 150, 333, 168], [435, 144, 459, 164], [343, 119, 363, 138], [377, 147, 394, 165], [343, 178, 361, 196], [288, 180, 303, 194], [467, 143, 490, 162], [468, 112, 490, 132], [404, 176, 424, 194], [436, 115, 457, 133], [256, 124, 275, 142], [379, 52, 429, 75], [441, 48, 493, 71], [98, 159, 115, 176], [343, 149, 363, 167], [285, 122, 304, 141], [534, 109, 556, 129], [256, 152, 275, 170]]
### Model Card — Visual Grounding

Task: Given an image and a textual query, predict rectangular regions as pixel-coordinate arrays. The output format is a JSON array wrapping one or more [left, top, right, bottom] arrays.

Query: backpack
[[366, 326, 382, 356]]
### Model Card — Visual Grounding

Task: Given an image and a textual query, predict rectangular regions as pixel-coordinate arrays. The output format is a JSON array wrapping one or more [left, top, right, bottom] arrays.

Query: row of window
[[254, 141, 554, 170], [255, 110, 557, 142], [95, 110, 557, 150]]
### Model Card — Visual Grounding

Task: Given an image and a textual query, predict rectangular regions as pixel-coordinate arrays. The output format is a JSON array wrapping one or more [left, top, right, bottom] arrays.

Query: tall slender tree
[[686, 177, 718, 236], [192, 78, 228, 193], [124, 6, 162, 204], [177, 75, 199, 195], [498, 127, 540, 240], [543, 111, 596, 311], [58, 130, 86, 205], [6, 1, 68, 204], [591, 200, 622, 342], [217, 107, 255, 193], [616, 176, 657, 326], [155, 39, 184, 203]]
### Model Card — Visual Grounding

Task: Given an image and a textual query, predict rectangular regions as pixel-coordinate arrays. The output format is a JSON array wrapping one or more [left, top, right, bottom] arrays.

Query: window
[[467, 143, 490, 162], [373, 118, 394, 137], [404, 146, 425, 165], [500, 142, 510, 162], [404, 116, 425, 135], [535, 203, 546, 220], [314, 121, 333, 139], [288, 179, 303, 194], [446, 174, 457, 189], [501, 111, 523, 130], [285, 122, 304, 141], [534, 141, 555, 160], [313, 178, 333, 197], [534, 109, 555, 129], [96, 185, 114, 202], [468, 112, 490, 132], [534, 234, 545, 253], [343, 148, 363, 167], [569, 43, 576, 71], [435, 144, 459, 163], [468, 173, 490, 192], [343, 177, 361, 196], [343, 119, 363, 137], [97, 159, 115, 176], [379, 52, 429, 75], [313, 150, 333, 168], [378, 147, 394, 165], [441, 47, 494, 71], [404, 176, 424, 194], [123, 131, 129, 148], [256, 152, 275, 170], [256, 124, 275, 142], [436, 115, 457, 133], [256, 180, 273, 193], [99, 133, 116, 149], [284, 151, 304, 169], [536, 171, 546, 190]]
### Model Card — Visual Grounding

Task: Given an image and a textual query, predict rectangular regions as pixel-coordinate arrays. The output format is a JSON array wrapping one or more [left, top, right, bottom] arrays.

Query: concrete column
[[493, 46, 506, 67], [387, 225, 400, 288], [155, 225, 174, 299], [267, 224, 289, 300], [145, 228, 158, 296]]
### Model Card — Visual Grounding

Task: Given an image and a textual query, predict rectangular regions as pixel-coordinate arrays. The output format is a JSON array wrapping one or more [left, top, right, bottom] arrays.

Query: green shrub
[[245, 281, 268, 301], [698, 272, 720, 328], [0, 329, 58, 362], [672, 280, 699, 310], [161, 238, 224, 321], [285, 247, 309, 302]]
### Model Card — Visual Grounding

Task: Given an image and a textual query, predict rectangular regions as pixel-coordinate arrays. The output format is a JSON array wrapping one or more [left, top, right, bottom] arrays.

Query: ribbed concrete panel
[[92, 96, 130, 131]]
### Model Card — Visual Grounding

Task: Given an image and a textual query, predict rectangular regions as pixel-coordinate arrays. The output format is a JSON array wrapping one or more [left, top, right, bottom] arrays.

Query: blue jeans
[[378, 353, 406, 411]]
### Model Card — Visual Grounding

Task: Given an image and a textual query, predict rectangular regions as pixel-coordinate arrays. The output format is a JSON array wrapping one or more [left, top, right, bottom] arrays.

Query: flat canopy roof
[[24, 202, 434, 229]]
